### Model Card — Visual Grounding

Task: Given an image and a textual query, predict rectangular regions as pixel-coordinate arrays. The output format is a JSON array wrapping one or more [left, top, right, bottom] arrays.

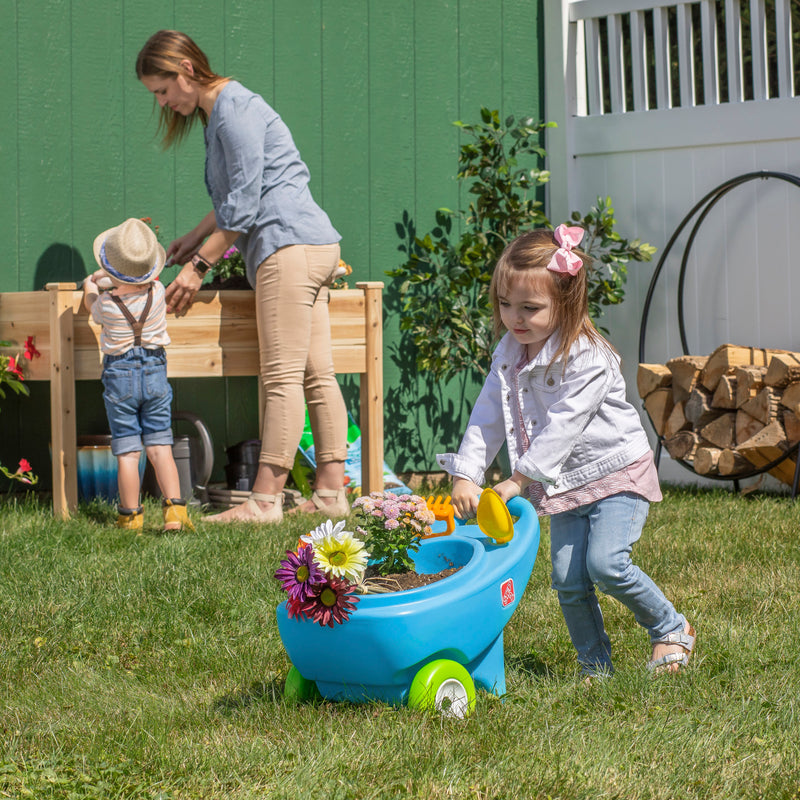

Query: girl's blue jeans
[[549, 492, 685, 676]]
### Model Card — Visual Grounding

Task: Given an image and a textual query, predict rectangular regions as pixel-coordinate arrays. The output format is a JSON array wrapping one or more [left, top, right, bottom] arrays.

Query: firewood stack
[[637, 344, 800, 486]]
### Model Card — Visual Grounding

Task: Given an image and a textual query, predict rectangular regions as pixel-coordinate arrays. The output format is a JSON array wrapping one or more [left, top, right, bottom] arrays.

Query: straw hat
[[92, 218, 166, 285]]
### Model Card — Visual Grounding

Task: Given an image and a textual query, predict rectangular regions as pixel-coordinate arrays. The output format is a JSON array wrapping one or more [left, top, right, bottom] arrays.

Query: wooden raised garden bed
[[0, 281, 385, 517]]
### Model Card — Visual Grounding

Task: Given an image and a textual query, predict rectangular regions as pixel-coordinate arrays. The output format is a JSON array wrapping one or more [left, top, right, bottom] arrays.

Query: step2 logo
[[500, 578, 515, 607]]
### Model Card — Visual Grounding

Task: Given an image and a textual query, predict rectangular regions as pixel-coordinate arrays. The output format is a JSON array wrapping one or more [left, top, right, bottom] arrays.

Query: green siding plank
[[273, 2, 324, 197], [223, 0, 275, 93], [412, 0, 461, 247], [501, 0, 543, 117], [122, 5, 180, 247], [458, 0, 503, 113], [0, 3, 19, 292], [173, 3, 226, 239], [17, 0, 74, 290], [70, 3, 126, 278], [367, 0, 415, 283], [319, 0, 370, 267]]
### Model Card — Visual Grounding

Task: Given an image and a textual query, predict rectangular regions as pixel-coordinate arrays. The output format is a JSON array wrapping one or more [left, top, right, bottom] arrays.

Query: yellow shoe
[[163, 498, 195, 532], [117, 506, 144, 530]]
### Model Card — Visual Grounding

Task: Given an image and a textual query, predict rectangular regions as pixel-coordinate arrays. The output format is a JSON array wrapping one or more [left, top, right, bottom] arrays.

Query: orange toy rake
[[425, 494, 455, 536]]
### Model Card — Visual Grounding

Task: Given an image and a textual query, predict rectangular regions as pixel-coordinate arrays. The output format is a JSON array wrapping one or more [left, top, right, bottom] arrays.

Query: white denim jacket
[[437, 332, 652, 496]]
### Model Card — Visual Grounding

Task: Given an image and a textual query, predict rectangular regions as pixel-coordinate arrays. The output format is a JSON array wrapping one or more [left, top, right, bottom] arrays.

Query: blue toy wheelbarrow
[[276, 494, 540, 717]]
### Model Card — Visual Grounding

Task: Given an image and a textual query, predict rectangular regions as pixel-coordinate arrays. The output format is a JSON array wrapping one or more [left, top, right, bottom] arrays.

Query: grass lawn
[[1, 485, 799, 799]]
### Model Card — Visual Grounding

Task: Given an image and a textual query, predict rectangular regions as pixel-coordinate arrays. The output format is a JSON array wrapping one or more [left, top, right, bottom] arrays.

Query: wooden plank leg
[[47, 283, 79, 518], [357, 282, 384, 494]]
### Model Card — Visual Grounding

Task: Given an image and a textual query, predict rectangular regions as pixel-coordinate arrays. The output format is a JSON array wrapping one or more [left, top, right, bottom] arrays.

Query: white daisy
[[299, 518, 350, 547]]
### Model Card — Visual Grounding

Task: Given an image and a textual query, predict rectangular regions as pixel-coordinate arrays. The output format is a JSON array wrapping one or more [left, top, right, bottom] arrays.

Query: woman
[[136, 30, 349, 524]]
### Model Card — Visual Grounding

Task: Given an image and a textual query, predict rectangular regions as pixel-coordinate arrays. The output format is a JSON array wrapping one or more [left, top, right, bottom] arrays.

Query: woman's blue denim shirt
[[204, 81, 341, 286], [437, 332, 652, 496]]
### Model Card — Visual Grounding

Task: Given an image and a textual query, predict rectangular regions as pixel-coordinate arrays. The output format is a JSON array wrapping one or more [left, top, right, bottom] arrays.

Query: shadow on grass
[[213, 679, 285, 713], [506, 651, 554, 678], [79, 499, 117, 525]]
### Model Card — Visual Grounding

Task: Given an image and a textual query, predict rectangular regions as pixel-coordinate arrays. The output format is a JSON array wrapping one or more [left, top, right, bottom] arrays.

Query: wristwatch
[[191, 253, 214, 275]]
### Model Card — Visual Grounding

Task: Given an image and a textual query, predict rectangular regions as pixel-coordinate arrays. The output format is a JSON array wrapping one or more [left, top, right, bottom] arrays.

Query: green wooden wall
[[1, 0, 544, 488]]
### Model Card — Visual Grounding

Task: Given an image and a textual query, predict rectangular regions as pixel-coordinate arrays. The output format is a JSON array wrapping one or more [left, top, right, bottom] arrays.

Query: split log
[[780, 382, 800, 415], [783, 409, 800, 446], [667, 355, 707, 403], [663, 430, 701, 461], [740, 386, 780, 425], [644, 388, 673, 436], [718, 448, 751, 475], [637, 363, 672, 399], [734, 365, 767, 408], [684, 386, 720, 429], [711, 374, 737, 409], [699, 412, 736, 449], [736, 420, 796, 485], [764, 352, 800, 388], [664, 401, 691, 438], [736, 410, 765, 444], [737, 419, 788, 452], [700, 344, 789, 392], [694, 446, 721, 475]]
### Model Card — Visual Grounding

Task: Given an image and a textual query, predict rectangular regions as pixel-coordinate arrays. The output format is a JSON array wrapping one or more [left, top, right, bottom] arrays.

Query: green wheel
[[284, 665, 321, 703], [408, 659, 476, 718]]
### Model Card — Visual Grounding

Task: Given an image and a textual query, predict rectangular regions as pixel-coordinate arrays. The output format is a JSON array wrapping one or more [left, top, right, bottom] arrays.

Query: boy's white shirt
[[89, 280, 170, 355], [437, 332, 651, 496]]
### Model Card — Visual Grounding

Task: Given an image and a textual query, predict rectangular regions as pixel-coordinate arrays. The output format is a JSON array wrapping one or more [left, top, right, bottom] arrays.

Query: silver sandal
[[647, 624, 696, 672]]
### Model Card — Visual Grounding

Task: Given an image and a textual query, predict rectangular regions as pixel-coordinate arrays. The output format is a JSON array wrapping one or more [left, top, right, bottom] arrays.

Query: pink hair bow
[[547, 224, 585, 275]]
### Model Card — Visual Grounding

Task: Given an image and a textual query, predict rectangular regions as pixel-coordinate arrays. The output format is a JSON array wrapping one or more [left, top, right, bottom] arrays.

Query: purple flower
[[300, 578, 360, 627], [274, 546, 325, 602]]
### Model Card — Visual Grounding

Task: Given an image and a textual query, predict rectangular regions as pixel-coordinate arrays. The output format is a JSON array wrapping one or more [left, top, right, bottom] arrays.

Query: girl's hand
[[492, 471, 530, 503], [164, 263, 204, 314], [492, 479, 522, 504], [451, 477, 482, 521]]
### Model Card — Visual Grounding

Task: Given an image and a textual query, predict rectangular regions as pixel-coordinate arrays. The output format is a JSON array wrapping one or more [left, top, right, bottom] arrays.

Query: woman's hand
[[166, 211, 218, 266], [451, 477, 482, 521], [164, 263, 204, 314], [166, 230, 204, 266]]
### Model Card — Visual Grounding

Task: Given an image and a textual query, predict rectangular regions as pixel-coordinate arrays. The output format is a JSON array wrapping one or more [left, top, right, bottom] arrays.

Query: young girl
[[437, 226, 695, 677]]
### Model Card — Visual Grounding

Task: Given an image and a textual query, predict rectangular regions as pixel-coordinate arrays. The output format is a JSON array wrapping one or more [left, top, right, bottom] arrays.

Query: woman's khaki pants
[[254, 243, 347, 470]]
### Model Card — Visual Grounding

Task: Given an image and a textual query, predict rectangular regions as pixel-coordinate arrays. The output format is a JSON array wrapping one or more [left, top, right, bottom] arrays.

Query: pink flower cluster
[[353, 492, 435, 535]]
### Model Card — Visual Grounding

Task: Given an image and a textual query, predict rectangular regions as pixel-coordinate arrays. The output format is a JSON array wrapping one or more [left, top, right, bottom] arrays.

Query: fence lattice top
[[569, 0, 797, 116]]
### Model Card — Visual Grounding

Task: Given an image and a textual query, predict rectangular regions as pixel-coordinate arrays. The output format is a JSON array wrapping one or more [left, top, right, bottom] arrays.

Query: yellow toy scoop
[[476, 488, 514, 544]]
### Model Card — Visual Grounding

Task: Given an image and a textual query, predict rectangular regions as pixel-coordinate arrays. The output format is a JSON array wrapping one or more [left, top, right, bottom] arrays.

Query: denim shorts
[[102, 347, 174, 455]]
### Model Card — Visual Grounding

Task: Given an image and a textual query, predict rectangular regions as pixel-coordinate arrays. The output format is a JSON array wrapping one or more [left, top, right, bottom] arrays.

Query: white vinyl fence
[[545, 0, 800, 487]]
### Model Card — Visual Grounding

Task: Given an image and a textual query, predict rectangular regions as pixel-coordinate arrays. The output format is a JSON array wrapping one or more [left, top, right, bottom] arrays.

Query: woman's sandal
[[286, 487, 350, 517], [204, 491, 283, 524], [648, 623, 696, 674], [311, 488, 350, 516]]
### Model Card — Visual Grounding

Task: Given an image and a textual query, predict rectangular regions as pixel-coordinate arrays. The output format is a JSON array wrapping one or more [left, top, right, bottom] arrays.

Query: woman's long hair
[[490, 229, 610, 371], [136, 30, 227, 148]]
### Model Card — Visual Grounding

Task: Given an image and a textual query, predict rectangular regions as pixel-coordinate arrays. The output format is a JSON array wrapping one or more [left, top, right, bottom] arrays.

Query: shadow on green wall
[[382, 269, 481, 473], [34, 244, 87, 291]]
